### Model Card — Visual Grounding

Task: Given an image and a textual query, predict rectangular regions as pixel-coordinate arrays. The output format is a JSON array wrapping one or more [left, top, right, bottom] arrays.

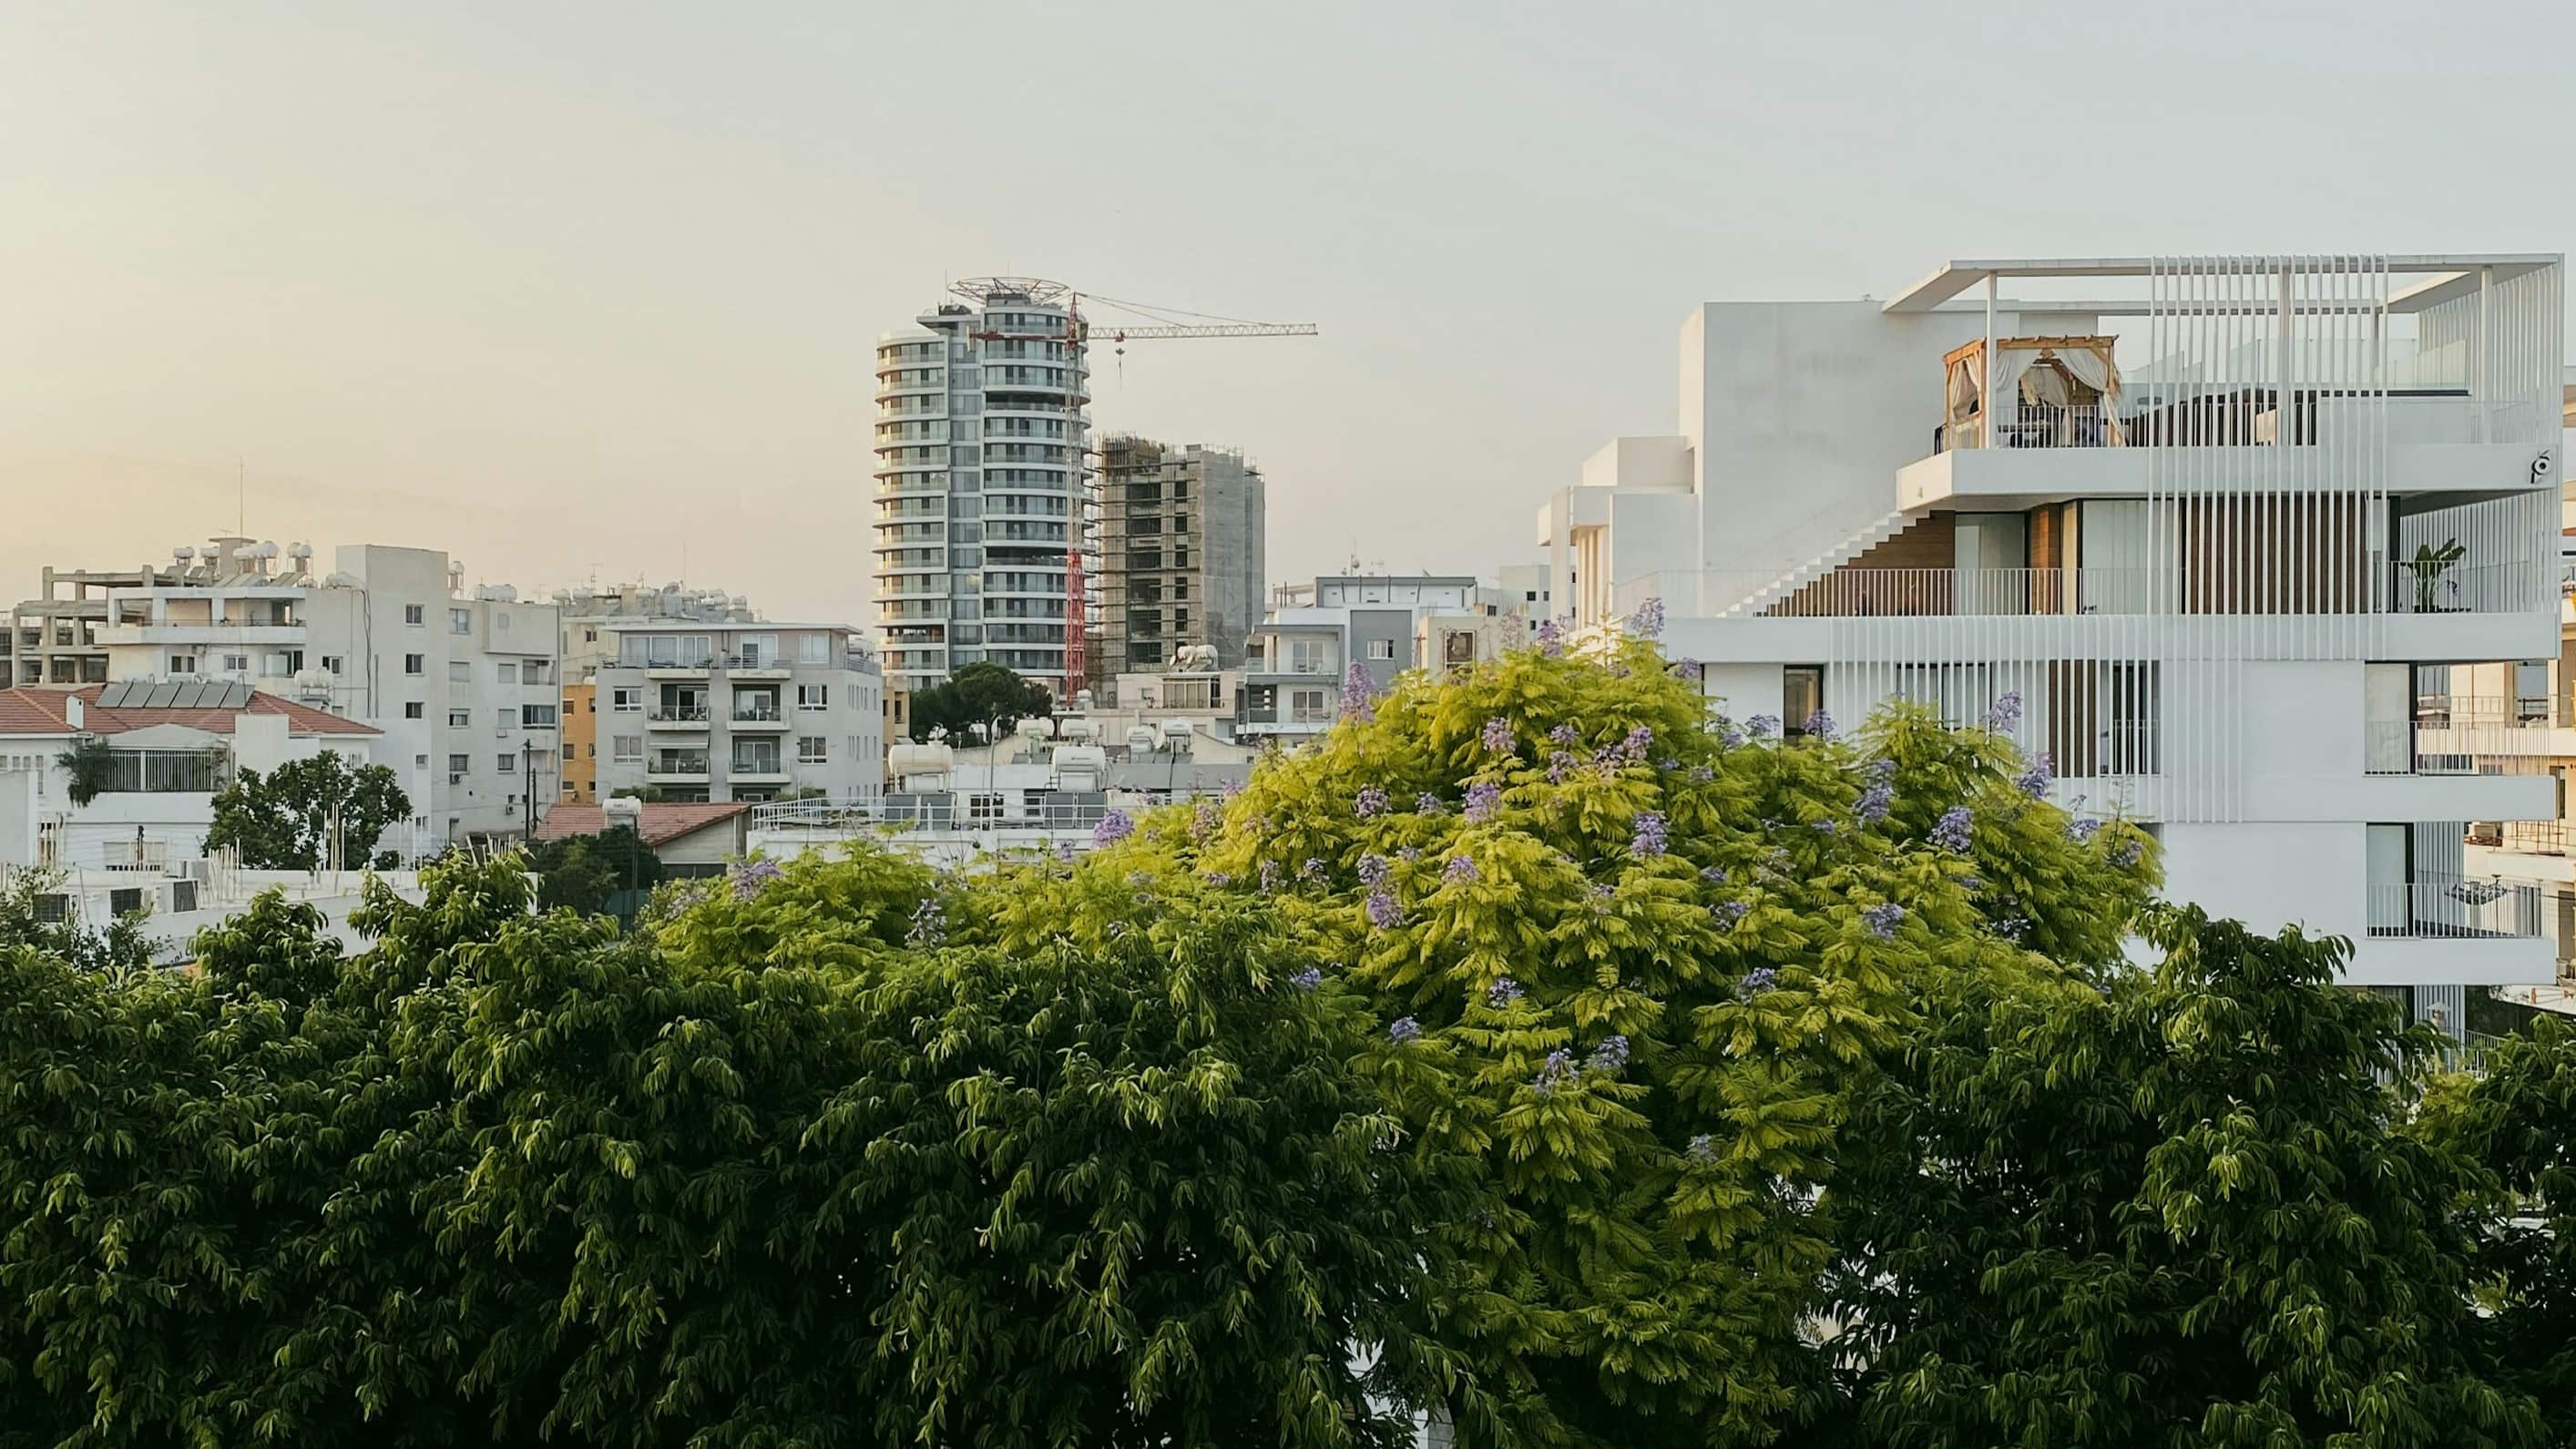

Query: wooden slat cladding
[[1765, 515, 1956, 617], [2046, 659, 2161, 778], [2177, 495, 2367, 614]]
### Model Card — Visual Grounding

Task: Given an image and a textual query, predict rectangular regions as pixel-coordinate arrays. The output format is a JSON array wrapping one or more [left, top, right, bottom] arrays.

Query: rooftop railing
[[1617, 558, 2549, 622]]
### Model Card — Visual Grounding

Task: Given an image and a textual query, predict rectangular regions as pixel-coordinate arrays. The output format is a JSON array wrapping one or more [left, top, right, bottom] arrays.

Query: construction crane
[[944, 277, 1317, 698]]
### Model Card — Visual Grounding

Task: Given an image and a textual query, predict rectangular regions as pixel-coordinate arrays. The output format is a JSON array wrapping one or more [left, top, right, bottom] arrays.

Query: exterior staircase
[[1715, 509, 1917, 617]]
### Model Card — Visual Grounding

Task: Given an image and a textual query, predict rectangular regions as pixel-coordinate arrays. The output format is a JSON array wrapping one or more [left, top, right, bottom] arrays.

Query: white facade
[[590, 621, 883, 804], [1540, 254, 2567, 1009], [874, 279, 1089, 694], [554, 581, 758, 681], [0, 855, 426, 966], [1237, 576, 1484, 742]]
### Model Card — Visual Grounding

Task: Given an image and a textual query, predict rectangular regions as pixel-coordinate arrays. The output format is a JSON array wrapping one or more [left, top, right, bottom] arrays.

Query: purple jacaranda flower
[[1357, 853, 1391, 888], [1092, 810, 1135, 847], [1547, 750, 1575, 784], [1340, 659, 1377, 722], [1658, 757, 1681, 771], [1532, 1048, 1578, 1095], [1617, 725, 1652, 762], [2113, 833, 2145, 868], [1701, 865, 1728, 883], [907, 896, 946, 945], [1355, 785, 1390, 818], [1535, 618, 1565, 657], [1487, 976, 1524, 1008], [1289, 965, 1323, 992], [1221, 777, 1246, 800], [1931, 805, 1973, 853], [1740, 964, 1777, 995], [1588, 1034, 1630, 1075], [1481, 716, 1514, 755], [1863, 902, 1906, 939], [1365, 889, 1401, 929], [2067, 817, 2103, 844], [1984, 691, 2023, 732], [1677, 658, 1703, 681], [1388, 1015, 1422, 1045], [1465, 780, 1503, 821], [1192, 801, 1220, 840], [1962, 873, 1984, 893], [1444, 854, 1479, 884], [731, 856, 783, 900], [1690, 764, 1715, 783], [1300, 856, 1325, 882], [1870, 755, 1898, 783], [1804, 709, 1836, 740], [1687, 1134, 1718, 1164], [1628, 597, 1665, 638], [1203, 870, 1232, 886], [1258, 860, 1280, 893], [1397, 846, 1421, 862], [1632, 811, 1669, 857], [1549, 722, 1579, 747], [1747, 715, 1780, 740], [1416, 791, 1444, 815], [1855, 781, 1895, 824], [1811, 818, 1838, 835], [2017, 752, 2054, 799], [1994, 914, 2030, 942], [1713, 898, 1751, 927]]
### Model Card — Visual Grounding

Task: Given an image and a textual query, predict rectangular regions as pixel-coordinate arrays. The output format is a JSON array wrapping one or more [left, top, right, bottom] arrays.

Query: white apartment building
[[874, 279, 1089, 695], [555, 582, 757, 681], [1492, 563, 1554, 639], [590, 621, 883, 805], [1237, 576, 1487, 742], [35, 538, 562, 854], [1541, 254, 2566, 1029]]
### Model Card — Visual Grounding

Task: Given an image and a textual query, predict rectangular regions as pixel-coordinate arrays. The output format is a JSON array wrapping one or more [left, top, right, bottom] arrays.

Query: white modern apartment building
[[555, 581, 757, 680], [589, 620, 883, 805], [874, 279, 1089, 695], [29, 538, 561, 853], [1541, 253, 2566, 1027], [1237, 576, 1488, 742]]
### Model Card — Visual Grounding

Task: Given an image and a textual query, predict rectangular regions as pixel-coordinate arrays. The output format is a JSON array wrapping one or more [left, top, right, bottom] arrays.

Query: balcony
[[648, 753, 710, 783], [644, 660, 712, 680], [730, 705, 788, 730], [2366, 871, 2543, 940], [729, 755, 790, 784], [721, 654, 792, 679], [646, 706, 710, 730], [1620, 561, 2550, 623], [95, 622, 305, 648]]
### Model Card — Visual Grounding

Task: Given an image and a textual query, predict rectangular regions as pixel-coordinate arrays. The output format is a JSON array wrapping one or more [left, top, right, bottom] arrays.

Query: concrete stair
[[1717, 509, 1915, 617]]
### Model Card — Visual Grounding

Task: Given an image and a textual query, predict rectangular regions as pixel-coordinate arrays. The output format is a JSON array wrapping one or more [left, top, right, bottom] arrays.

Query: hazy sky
[[5, 0, 2572, 623]]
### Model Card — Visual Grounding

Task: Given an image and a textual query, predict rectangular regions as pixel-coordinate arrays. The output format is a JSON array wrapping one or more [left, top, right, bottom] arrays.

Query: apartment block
[[874, 279, 1089, 694], [1091, 436, 1266, 695], [1237, 576, 1485, 742], [1541, 253, 2566, 1026], [590, 621, 884, 804]]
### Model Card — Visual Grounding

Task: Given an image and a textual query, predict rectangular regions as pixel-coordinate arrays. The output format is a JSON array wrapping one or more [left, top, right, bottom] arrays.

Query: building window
[[448, 709, 470, 727], [612, 688, 640, 710], [404, 701, 424, 719], [404, 653, 424, 675], [1365, 639, 1395, 661], [798, 735, 828, 763], [498, 708, 514, 727], [167, 654, 197, 674], [448, 661, 471, 683], [404, 605, 424, 626], [797, 685, 829, 709], [322, 654, 342, 674], [450, 608, 471, 634], [611, 735, 642, 761], [522, 660, 550, 684], [1291, 688, 1329, 723], [563, 743, 575, 761], [222, 654, 250, 673], [448, 753, 471, 774], [497, 662, 515, 682], [522, 704, 557, 727], [498, 754, 517, 774], [1783, 666, 1825, 736]]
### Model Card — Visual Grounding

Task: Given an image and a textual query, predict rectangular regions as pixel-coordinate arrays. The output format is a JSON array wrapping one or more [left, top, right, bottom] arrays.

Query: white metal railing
[[99, 840, 172, 872], [2496, 821, 2576, 856], [751, 798, 1114, 835], [2366, 871, 2542, 940], [1615, 559, 2550, 623]]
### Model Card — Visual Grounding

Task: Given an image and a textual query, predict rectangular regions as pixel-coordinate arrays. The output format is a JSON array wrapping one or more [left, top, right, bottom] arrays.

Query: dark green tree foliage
[[2423, 1015, 2576, 1430], [0, 865, 156, 971], [1822, 903, 2549, 1447], [524, 825, 664, 914], [907, 660, 1055, 743], [0, 848, 1451, 1447], [52, 737, 117, 807], [202, 750, 411, 870]]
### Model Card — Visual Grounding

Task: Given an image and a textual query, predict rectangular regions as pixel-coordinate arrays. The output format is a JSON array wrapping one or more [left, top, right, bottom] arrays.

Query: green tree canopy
[[908, 660, 1056, 743], [523, 824, 664, 914], [202, 750, 412, 870]]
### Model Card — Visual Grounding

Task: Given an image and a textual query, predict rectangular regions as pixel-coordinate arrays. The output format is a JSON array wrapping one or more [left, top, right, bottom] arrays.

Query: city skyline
[[7, 1, 2576, 623]]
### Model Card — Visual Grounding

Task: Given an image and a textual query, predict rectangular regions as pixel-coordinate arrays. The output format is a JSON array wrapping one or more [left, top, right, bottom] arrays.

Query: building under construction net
[[1089, 436, 1266, 699]]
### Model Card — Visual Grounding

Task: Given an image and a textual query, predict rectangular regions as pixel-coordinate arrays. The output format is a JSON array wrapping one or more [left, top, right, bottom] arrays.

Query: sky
[[5, 0, 2573, 624]]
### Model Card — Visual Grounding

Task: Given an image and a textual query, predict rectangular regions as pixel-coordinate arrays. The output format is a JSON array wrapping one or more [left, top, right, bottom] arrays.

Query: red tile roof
[[0, 686, 379, 739], [534, 801, 751, 848]]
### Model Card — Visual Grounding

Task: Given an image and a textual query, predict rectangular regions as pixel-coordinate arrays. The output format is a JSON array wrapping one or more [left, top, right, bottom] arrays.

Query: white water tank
[[1016, 719, 1054, 745], [888, 742, 954, 781], [1058, 717, 1098, 743], [1159, 719, 1193, 742], [1055, 744, 1109, 789], [1124, 725, 1159, 751], [603, 795, 644, 832]]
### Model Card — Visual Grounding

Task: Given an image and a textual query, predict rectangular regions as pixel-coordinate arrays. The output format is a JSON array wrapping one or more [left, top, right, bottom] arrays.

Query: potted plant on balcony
[[54, 736, 115, 806], [2406, 537, 2466, 613]]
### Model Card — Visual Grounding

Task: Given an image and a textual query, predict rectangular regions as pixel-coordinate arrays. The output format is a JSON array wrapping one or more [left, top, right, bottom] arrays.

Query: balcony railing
[[1936, 400, 2122, 453], [731, 706, 782, 722], [648, 754, 710, 776], [648, 706, 710, 722], [1618, 559, 2549, 622], [2366, 871, 2542, 939]]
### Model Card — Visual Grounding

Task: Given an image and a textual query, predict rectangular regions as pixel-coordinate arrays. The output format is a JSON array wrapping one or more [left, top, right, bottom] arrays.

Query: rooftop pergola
[[1881, 255, 2561, 316]]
